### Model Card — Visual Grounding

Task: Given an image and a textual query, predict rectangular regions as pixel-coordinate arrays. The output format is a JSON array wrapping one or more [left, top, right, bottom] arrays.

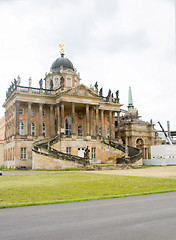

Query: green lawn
[[0, 172, 176, 208]]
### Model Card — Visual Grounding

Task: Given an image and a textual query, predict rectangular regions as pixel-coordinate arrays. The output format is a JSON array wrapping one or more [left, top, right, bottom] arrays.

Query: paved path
[[1, 192, 176, 240], [3, 166, 176, 178], [92, 166, 176, 178]]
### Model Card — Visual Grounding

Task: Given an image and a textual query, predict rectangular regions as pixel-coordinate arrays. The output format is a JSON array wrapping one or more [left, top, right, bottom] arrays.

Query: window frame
[[19, 108, 23, 115], [66, 77, 72, 87], [42, 110, 45, 117], [78, 125, 83, 136], [19, 122, 24, 136], [42, 123, 46, 137], [92, 148, 96, 159], [31, 109, 35, 116], [31, 122, 35, 136], [66, 147, 71, 155], [78, 114, 82, 120], [21, 148, 27, 160]]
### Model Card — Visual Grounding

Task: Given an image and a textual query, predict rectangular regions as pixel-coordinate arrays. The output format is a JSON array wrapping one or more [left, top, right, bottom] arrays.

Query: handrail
[[102, 138, 142, 163], [32, 135, 88, 165]]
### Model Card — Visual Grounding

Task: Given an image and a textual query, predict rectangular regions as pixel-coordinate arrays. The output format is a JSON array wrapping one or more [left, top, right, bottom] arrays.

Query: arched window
[[78, 126, 83, 136], [65, 117, 72, 136], [19, 122, 24, 135], [19, 108, 23, 115], [42, 123, 46, 137], [31, 123, 35, 136], [136, 138, 144, 148]]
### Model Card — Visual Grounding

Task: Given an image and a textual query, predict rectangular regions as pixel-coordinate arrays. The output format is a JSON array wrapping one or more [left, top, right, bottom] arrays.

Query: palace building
[[2, 46, 161, 169]]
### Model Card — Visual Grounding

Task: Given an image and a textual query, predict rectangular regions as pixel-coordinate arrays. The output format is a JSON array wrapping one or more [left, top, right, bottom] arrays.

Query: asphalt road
[[1, 192, 176, 240]]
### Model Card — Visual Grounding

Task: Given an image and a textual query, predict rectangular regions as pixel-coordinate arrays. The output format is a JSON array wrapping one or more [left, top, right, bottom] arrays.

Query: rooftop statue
[[99, 87, 103, 97], [108, 89, 111, 97], [17, 75, 21, 85], [94, 81, 98, 91], [28, 77, 32, 87], [39, 79, 43, 89]]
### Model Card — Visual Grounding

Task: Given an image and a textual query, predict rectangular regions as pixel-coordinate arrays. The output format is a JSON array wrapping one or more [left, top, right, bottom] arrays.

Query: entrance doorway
[[78, 148, 85, 158]]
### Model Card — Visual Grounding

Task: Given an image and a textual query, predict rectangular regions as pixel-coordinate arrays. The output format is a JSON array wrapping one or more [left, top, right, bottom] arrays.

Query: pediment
[[64, 85, 98, 98]]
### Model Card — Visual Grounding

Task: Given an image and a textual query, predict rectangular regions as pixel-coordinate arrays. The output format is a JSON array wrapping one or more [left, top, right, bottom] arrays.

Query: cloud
[[0, 0, 175, 131]]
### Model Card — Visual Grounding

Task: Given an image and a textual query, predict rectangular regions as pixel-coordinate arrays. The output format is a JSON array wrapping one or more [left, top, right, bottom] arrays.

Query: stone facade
[[2, 52, 161, 169], [0, 116, 5, 167], [120, 107, 162, 159]]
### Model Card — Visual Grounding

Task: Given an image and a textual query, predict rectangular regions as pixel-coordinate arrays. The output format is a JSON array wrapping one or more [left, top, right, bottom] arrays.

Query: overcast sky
[[0, 0, 175, 130]]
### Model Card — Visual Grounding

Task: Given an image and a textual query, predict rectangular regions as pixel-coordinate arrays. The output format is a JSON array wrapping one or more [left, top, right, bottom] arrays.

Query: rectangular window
[[66, 77, 72, 87], [92, 148, 96, 159], [42, 123, 46, 137], [54, 77, 59, 88], [31, 123, 35, 136], [21, 148, 27, 160], [66, 147, 71, 155]]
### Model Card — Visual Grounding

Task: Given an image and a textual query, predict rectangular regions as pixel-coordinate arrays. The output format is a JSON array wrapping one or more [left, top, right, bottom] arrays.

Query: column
[[27, 102, 31, 135], [50, 105, 55, 136], [72, 102, 76, 136], [90, 107, 94, 136], [109, 111, 112, 140], [57, 104, 60, 135], [125, 136, 128, 146], [117, 111, 121, 139], [95, 106, 99, 137], [101, 110, 104, 138], [112, 112, 115, 139], [39, 103, 43, 136], [86, 104, 90, 136], [15, 101, 20, 135], [146, 147, 149, 159], [61, 101, 65, 134]]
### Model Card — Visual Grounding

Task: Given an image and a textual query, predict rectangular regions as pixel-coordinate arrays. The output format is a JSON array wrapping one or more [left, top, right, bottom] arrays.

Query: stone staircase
[[102, 139, 142, 164], [32, 135, 142, 167], [32, 136, 88, 166]]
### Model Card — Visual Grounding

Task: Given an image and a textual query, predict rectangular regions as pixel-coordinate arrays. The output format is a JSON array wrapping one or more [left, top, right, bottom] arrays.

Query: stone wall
[[53, 138, 124, 164], [32, 151, 83, 169]]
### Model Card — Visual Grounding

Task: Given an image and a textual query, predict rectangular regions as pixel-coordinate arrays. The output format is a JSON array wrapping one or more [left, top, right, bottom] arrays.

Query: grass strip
[[0, 172, 176, 208]]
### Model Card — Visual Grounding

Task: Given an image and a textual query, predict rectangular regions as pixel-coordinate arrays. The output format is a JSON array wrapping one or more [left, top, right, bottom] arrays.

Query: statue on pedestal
[[94, 82, 98, 92], [84, 146, 90, 165], [39, 79, 43, 89], [99, 87, 103, 97], [17, 75, 21, 85], [28, 77, 32, 88]]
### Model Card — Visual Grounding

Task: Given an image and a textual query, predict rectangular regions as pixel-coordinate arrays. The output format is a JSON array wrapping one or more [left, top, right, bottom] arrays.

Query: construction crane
[[158, 121, 173, 145]]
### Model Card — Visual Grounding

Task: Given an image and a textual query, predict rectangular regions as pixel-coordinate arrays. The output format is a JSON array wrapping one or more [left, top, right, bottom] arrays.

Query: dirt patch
[[90, 166, 176, 178]]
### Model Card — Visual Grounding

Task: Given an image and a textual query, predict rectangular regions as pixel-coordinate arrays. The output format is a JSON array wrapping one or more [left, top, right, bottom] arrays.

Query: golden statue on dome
[[59, 42, 64, 55]]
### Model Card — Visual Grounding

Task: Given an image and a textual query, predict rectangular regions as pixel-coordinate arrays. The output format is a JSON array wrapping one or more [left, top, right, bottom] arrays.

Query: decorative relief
[[66, 86, 97, 97]]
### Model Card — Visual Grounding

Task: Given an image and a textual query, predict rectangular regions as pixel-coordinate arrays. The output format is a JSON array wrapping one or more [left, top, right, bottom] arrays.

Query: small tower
[[128, 86, 134, 110]]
